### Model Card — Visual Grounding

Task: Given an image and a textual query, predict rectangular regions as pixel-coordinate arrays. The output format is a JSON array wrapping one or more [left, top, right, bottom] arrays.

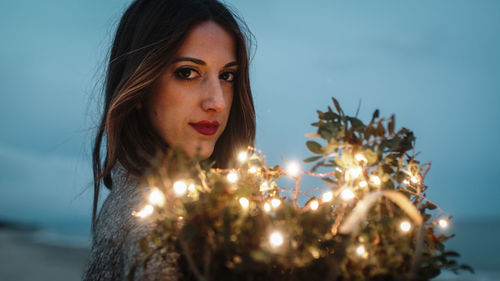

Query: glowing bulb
[[260, 181, 271, 191], [370, 175, 381, 186], [248, 166, 257, 174], [321, 191, 333, 202], [355, 153, 367, 164], [173, 181, 187, 196], [269, 231, 284, 247], [400, 221, 412, 232], [286, 162, 300, 177], [263, 202, 271, 212], [348, 167, 362, 179], [359, 181, 368, 188], [356, 245, 367, 258], [239, 197, 249, 209], [309, 199, 319, 211], [227, 172, 238, 183], [188, 183, 196, 192], [411, 176, 419, 184], [438, 219, 449, 229], [148, 188, 165, 206], [271, 198, 281, 208], [237, 151, 248, 162], [340, 188, 355, 201], [403, 179, 410, 185], [133, 204, 154, 218]]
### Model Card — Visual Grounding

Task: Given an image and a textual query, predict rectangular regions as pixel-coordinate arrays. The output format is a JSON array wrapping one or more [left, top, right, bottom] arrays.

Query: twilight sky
[[0, 0, 499, 232]]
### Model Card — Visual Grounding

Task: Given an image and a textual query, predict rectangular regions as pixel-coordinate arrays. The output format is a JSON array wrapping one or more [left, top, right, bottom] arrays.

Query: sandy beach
[[0, 228, 89, 281]]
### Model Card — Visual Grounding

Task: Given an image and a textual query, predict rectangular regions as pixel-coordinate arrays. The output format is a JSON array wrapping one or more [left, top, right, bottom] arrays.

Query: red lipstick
[[189, 120, 220, 136]]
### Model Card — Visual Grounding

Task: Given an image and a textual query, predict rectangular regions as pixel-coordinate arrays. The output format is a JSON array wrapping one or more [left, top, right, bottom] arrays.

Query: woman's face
[[148, 21, 236, 159]]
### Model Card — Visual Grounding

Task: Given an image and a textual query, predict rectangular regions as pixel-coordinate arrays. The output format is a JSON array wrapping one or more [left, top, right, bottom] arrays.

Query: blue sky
[[0, 0, 499, 231]]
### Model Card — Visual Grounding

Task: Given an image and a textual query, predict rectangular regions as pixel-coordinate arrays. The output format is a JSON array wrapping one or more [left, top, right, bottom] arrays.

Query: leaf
[[304, 156, 322, 163], [306, 141, 322, 154], [332, 97, 343, 115], [371, 109, 380, 123], [388, 114, 395, 136]]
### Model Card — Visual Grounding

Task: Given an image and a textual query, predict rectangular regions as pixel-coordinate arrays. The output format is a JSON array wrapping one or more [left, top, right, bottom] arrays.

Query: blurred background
[[0, 0, 499, 280]]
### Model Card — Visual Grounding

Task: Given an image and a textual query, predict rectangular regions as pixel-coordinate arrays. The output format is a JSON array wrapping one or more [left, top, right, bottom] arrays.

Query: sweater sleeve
[[82, 170, 180, 281]]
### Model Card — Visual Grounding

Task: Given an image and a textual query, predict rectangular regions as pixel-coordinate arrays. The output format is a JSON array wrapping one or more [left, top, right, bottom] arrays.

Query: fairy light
[[411, 176, 419, 184], [227, 172, 239, 183], [237, 151, 248, 162], [403, 179, 410, 185], [263, 202, 271, 212], [271, 198, 281, 208], [286, 161, 300, 177], [348, 167, 362, 179], [359, 181, 368, 188], [370, 175, 381, 186], [354, 153, 367, 164], [269, 231, 284, 248], [309, 199, 319, 211], [239, 197, 249, 209], [340, 188, 355, 201], [173, 181, 187, 196], [248, 166, 257, 174], [133, 204, 154, 218], [400, 221, 412, 232], [356, 245, 368, 258], [188, 183, 196, 192], [438, 219, 449, 229], [260, 181, 271, 191], [321, 191, 333, 202], [148, 188, 165, 206]]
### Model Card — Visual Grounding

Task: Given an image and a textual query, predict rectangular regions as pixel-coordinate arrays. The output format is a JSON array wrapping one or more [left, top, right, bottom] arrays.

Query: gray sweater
[[82, 166, 180, 281]]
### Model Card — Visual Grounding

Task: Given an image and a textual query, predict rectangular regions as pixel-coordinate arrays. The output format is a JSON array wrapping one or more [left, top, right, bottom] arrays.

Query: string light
[[354, 153, 367, 164], [263, 202, 271, 212], [400, 221, 412, 232], [348, 167, 363, 179], [173, 181, 187, 196], [356, 245, 368, 258], [321, 191, 333, 202], [370, 175, 381, 186], [227, 172, 238, 183], [148, 188, 165, 206], [271, 198, 281, 208], [260, 181, 271, 191], [340, 188, 355, 201], [269, 231, 284, 248], [237, 151, 248, 162], [309, 199, 319, 211], [133, 204, 154, 218], [188, 183, 196, 192], [286, 161, 300, 177], [438, 219, 449, 229], [403, 179, 410, 185], [248, 166, 257, 174], [359, 181, 368, 188], [239, 197, 249, 209], [411, 176, 419, 184]]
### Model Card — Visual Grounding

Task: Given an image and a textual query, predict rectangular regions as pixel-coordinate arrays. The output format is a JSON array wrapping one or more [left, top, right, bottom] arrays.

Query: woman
[[83, 0, 255, 280]]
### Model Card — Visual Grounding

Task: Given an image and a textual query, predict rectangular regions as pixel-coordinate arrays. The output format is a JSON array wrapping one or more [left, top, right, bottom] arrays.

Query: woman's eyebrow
[[172, 57, 238, 67]]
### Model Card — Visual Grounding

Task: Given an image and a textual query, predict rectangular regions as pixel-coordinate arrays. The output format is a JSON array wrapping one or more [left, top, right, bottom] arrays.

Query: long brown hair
[[92, 0, 255, 231]]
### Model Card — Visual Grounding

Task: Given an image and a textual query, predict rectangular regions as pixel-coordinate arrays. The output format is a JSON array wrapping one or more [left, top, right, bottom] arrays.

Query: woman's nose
[[201, 76, 226, 112]]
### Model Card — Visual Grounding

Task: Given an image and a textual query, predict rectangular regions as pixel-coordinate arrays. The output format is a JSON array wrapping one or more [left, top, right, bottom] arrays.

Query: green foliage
[[131, 98, 472, 281]]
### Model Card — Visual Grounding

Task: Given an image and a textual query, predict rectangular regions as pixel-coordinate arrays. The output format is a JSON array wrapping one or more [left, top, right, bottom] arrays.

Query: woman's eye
[[220, 71, 235, 82], [174, 67, 198, 80]]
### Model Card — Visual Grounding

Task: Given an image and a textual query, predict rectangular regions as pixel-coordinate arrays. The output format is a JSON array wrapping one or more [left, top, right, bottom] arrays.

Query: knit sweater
[[82, 165, 180, 281]]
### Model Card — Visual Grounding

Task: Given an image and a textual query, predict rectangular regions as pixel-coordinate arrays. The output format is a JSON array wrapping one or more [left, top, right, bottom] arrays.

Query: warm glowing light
[[359, 181, 368, 188], [403, 179, 410, 185], [321, 191, 334, 202], [309, 199, 319, 211], [286, 162, 300, 177], [356, 245, 367, 258], [411, 176, 419, 184], [269, 231, 284, 247], [260, 181, 271, 191], [173, 181, 187, 196], [400, 221, 412, 232], [239, 197, 249, 209], [237, 151, 248, 162], [148, 188, 165, 206], [263, 202, 271, 212], [133, 204, 154, 218], [340, 188, 355, 201], [271, 198, 281, 208], [370, 175, 381, 186], [355, 153, 367, 164], [227, 172, 238, 183], [348, 167, 362, 179], [188, 183, 196, 192], [438, 219, 449, 229], [248, 166, 257, 174]]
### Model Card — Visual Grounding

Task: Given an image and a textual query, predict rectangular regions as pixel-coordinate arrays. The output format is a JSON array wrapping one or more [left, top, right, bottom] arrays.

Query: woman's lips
[[189, 120, 220, 136]]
